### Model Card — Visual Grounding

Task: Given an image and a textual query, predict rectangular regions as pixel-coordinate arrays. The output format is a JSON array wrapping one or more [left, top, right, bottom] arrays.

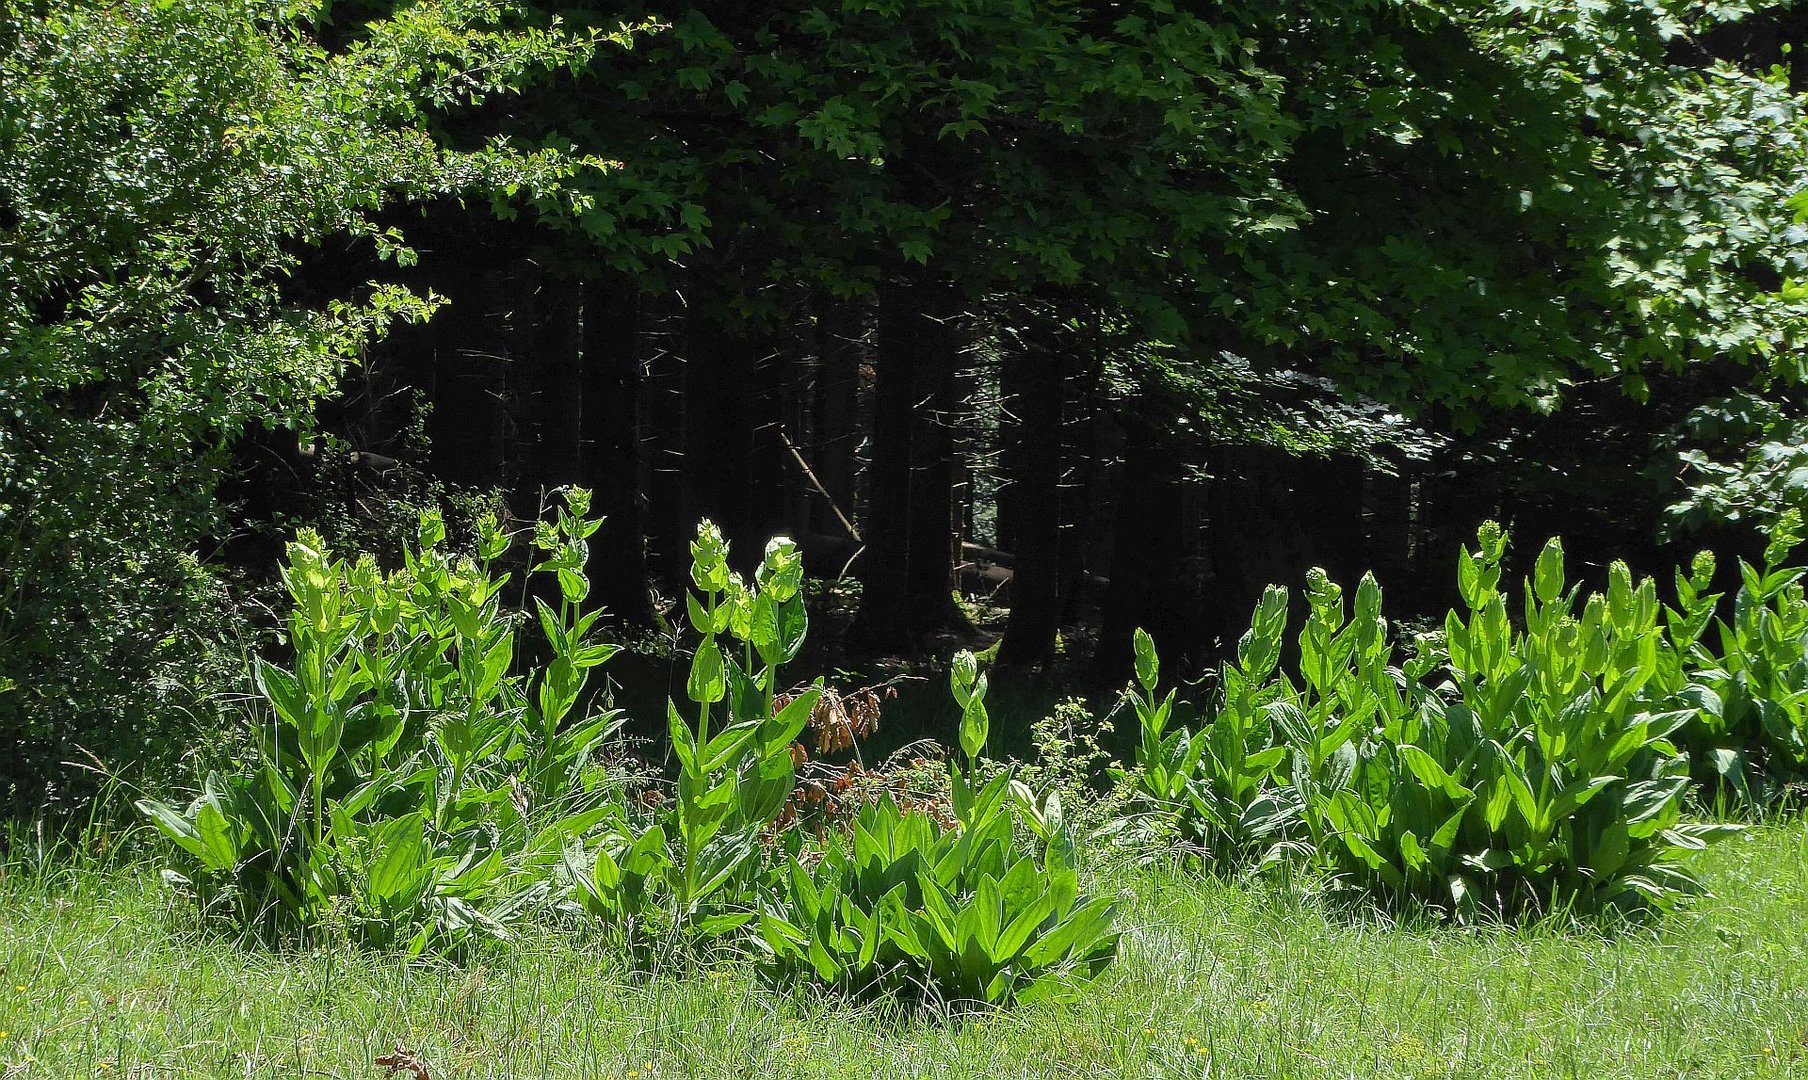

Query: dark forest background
[[237, 3, 1808, 677], [9, 0, 1808, 813]]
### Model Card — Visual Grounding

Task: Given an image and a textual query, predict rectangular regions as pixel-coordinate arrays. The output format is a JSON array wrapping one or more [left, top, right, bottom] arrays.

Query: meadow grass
[[1, 822, 1804, 1079]]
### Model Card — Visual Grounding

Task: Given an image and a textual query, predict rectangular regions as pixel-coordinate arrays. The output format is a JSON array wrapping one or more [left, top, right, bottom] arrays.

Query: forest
[[5, 0, 1808, 1076]]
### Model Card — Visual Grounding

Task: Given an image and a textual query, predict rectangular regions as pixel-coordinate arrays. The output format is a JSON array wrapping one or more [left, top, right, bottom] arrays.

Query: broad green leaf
[[688, 637, 726, 705]]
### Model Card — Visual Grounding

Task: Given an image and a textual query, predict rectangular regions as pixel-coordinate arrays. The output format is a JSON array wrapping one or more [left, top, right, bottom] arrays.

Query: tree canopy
[[0, 0, 630, 805], [4, 0, 1808, 805]]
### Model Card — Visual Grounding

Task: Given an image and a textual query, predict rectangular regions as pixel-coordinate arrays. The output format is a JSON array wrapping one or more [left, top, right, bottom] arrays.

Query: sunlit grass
[[2, 822, 1804, 1078]]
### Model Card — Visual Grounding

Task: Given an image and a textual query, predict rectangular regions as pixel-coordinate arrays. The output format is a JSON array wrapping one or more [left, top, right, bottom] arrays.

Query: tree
[[1077, 1, 1808, 672], [286, 0, 1808, 679], [0, 0, 623, 811]]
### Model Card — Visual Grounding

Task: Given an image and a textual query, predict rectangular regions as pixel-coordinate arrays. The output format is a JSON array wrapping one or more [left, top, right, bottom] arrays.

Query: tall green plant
[[1127, 612, 1295, 866], [565, 522, 820, 944], [138, 490, 621, 951], [1664, 510, 1808, 802], [753, 651, 1119, 1005]]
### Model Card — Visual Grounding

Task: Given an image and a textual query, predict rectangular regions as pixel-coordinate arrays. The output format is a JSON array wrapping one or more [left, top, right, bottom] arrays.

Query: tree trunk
[[901, 272, 969, 638], [529, 274, 584, 497], [1058, 309, 1108, 621], [639, 292, 688, 582], [851, 273, 918, 650], [744, 334, 793, 550], [995, 306, 1065, 669], [581, 276, 653, 626], [1363, 452, 1415, 611], [1205, 445, 1366, 662], [682, 314, 755, 563], [425, 256, 510, 492], [811, 296, 866, 539], [1093, 413, 1193, 683]]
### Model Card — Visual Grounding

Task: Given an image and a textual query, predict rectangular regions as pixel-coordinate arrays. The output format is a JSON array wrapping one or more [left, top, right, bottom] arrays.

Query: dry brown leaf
[[376, 1043, 430, 1080]]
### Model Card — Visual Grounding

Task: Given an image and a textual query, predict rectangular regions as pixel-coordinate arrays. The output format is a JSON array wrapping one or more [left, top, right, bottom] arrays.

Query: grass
[[2, 823, 1805, 1079]]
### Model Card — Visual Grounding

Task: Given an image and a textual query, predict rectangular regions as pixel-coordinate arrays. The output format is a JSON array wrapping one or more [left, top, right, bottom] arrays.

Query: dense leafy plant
[[1126, 616, 1295, 867], [752, 653, 1119, 1005], [1662, 511, 1808, 803], [1657, 391, 1808, 543], [0, 0, 623, 814], [1132, 524, 1741, 920], [1290, 532, 1730, 919], [137, 490, 621, 951], [565, 523, 821, 945]]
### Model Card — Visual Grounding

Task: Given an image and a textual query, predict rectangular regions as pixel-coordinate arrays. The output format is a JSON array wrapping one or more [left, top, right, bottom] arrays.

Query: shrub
[[752, 653, 1120, 1005], [0, 0, 606, 820], [564, 523, 821, 946], [1131, 524, 1739, 921], [137, 490, 621, 951], [1661, 511, 1808, 803]]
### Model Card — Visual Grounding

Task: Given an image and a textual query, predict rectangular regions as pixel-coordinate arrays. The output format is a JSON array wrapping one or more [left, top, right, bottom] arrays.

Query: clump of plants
[[1129, 523, 1742, 921], [752, 653, 1121, 1005], [138, 489, 622, 952], [136, 506, 1118, 1007], [1293, 531, 1731, 918], [1125, 611, 1296, 868], [559, 527, 1120, 1004], [1661, 510, 1808, 805], [563, 522, 822, 946]]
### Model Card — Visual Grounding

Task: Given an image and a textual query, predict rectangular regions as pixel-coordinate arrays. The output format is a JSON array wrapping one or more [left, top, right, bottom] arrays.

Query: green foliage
[[1286, 536, 1731, 919], [1019, 697, 1126, 835], [1245, 4, 1808, 416], [0, 0, 622, 813], [565, 523, 820, 945], [1663, 511, 1808, 801], [1132, 526, 1749, 920], [532, 1, 1808, 419], [753, 652, 1119, 1005], [1125, 621, 1295, 866], [14, 0, 1808, 819], [1658, 390, 1808, 542], [561, 534, 1119, 1005], [136, 491, 621, 952], [133, 512, 1119, 1006]]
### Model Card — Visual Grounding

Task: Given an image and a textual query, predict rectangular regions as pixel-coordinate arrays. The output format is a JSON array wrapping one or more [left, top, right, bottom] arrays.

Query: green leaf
[[1133, 628, 1158, 690], [1398, 745, 1470, 800], [254, 659, 306, 730], [136, 799, 206, 861], [737, 747, 796, 825], [700, 719, 760, 773], [688, 637, 726, 705], [761, 687, 820, 759], [367, 812, 428, 905], [668, 701, 697, 772], [960, 698, 990, 762], [1022, 897, 1118, 968]]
